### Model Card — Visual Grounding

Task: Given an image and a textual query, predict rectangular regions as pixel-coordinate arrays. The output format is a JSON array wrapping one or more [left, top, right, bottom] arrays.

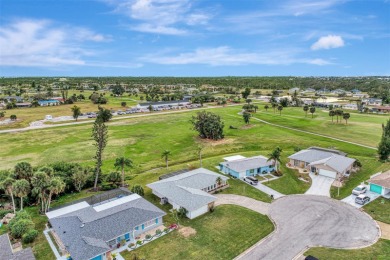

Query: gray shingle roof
[[220, 155, 273, 172], [289, 148, 355, 173], [369, 171, 390, 188], [0, 234, 35, 260], [48, 195, 166, 260], [147, 168, 228, 211]]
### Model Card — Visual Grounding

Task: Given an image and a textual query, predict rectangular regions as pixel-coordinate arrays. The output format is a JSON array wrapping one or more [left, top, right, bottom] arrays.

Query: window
[[135, 226, 139, 231], [250, 169, 254, 174]]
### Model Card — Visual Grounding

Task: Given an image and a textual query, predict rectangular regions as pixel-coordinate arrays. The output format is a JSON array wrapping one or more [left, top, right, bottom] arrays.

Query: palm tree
[[264, 104, 269, 112], [71, 105, 81, 121], [309, 106, 316, 118], [243, 111, 251, 124], [216, 176, 223, 188], [13, 179, 30, 211], [303, 105, 309, 117], [31, 171, 50, 213], [335, 109, 344, 123], [329, 110, 335, 122], [343, 113, 350, 125], [161, 150, 171, 169], [277, 105, 283, 115], [14, 162, 33, 183], [47, 177, 65, 212], [196, 145, 204, 167], [1, 178, 16, 214], [267, 147, 282, 172], [114, 157, 133, 187], [272, 103, 277, 113]]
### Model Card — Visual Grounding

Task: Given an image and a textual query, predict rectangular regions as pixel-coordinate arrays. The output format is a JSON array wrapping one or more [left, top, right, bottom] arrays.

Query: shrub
[[164, 228, 169, 233], [145, 234, 151, 240], [121, 102, 127, 107], [131, 185, 144, 196], [9, 219, 35, 238], [129, 243, 135, 248], [22, 229, 38, 243], [10, 114, 17, 120], [155, 229, 162, 236], [136, 240, 142, 245]]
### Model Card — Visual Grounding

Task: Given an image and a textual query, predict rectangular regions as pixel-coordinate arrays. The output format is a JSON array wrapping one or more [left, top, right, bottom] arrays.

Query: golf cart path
[[246, 115, 377, 150], [229, 195, 380, 260]]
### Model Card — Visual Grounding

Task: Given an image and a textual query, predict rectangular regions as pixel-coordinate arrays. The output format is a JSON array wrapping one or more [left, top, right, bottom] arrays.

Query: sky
[[0, 0, 389, 77]]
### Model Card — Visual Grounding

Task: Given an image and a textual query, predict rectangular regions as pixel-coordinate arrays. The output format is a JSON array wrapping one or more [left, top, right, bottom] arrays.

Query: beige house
[[288, 147, 355, 179]]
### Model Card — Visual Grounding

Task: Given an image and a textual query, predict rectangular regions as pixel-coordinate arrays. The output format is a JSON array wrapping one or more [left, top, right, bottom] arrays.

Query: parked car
[[117, 110, 126, 115], [355, 194, 370, 205], [243, 176, 258, 185], [87, 113, 97, 118], [352, 185, 367, 196]]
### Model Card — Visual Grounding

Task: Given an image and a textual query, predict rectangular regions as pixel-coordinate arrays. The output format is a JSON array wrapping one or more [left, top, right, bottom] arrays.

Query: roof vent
[[80, 223, 85, 228]]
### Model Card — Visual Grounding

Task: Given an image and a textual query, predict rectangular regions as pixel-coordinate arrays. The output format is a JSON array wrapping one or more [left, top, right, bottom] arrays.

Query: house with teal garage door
[[46, 190, 166, 260], [368, 170, 390, 198], [219, 155, 275, 179]]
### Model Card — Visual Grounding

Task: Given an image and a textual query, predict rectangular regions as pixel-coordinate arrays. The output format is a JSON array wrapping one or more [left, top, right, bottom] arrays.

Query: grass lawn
[[363, 197, 390, 224], [121, 205, 274, 260], [305, 239, 390, 260]]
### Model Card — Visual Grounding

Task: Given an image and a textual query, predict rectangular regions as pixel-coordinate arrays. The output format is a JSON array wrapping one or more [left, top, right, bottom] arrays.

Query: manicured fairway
[[121, 205, 274, 260]]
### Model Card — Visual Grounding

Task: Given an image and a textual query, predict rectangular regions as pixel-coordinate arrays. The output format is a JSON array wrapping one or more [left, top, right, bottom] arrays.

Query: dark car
[[355, 194, 370, 205], [243, 176, 258, 185]]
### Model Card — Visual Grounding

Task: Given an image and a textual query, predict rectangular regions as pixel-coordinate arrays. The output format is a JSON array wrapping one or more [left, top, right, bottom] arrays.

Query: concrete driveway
[[305, 173, 334, 197], [237, 195, 379, 260], [342, 187, 381, 208], [215, 194, 270, 215]]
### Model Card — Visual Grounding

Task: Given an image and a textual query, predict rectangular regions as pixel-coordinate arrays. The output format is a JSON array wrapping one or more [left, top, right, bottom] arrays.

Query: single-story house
[[371, 106, 390, 113], [15, 102, 31, 108], [2, 96, 23, 103], [219, 155, 275, 178], [38, 99, 60, 106], [288, 147, 356, 179], [147, 168, 229, 219], [47, 193, 166, 260], [0, 233, 35, 260], [136, 100, 190, 110], [362, 98, 382, 106], [368, 171, 390, 198]]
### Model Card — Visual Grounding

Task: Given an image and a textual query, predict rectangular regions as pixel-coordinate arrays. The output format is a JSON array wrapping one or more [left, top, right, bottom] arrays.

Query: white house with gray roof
[[46, 193, 165, 260], [219, 155, 275, 179], [147, 168, 229, 219], [288, 147, 356, 179]]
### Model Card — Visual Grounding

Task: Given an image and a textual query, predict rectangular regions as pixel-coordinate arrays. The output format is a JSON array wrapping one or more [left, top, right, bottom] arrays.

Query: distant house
[[47, 191, 166, 260], [38, 99, 60, 106], [3, 96, 23, 103], [343, 104, 358, 110], [351, 89, 361, 94], [147, 168, 229, 219], [136, 100, 190, 110], [15, 102, 31, 108], [362, 98, 382, 106], [288, 147, 355, 179], [219, 155, 275, 178], [0, 233, 35, 260], [371, 106, 390, 113], [304, 88, 316, 93], [368, 171, 390, 198]]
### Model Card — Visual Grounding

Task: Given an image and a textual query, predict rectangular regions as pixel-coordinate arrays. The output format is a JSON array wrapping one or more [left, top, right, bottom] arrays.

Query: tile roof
[[48, 194, 165, 260], [369, 171, 390, 188], [0, 234, 35, 260], [220, 155, 273, 172], [147, 168, 228, 211]]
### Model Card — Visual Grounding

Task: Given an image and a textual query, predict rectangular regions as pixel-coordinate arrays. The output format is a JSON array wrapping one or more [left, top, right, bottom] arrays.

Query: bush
[[22, 229, 38, 243], [121, 102, 127, 107], [155, 229, 162, 235], [10, 114, 17, 120], [145, 234, 151, 240], [9, 218, 35, 238], [164, 228, 169, 233]]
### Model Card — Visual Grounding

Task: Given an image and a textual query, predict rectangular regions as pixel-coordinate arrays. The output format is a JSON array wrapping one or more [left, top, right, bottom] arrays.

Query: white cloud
[[311, 35, 345, 50], [140, 46, 331, 66], [105, 0, 212, 35], [0, 19, 120, 68]]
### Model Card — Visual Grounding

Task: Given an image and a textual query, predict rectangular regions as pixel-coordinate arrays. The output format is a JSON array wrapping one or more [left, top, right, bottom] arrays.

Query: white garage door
[[319, 169, 337, 179]]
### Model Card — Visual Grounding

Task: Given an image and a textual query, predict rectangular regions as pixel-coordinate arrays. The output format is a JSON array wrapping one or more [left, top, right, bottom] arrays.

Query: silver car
[[355, 194, 370, 205], [352, 185, 367, 196]]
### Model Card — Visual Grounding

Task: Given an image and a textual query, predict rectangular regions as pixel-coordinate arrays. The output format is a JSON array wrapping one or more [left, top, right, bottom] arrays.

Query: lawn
[[363, 197, 390, 224], [121, 205, 274, 260], [305, 239, 390, 260]]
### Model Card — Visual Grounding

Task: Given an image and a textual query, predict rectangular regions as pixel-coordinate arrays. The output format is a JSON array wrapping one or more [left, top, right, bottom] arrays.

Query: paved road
[[0, 104, 242, 134], [215, 194, 270, 215], [305, 173, 334, 197], [237, 195, 379, 260]]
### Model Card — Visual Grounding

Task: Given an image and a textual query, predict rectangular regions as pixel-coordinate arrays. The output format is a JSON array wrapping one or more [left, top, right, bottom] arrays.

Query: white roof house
[[147, 168, 229, 219]]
